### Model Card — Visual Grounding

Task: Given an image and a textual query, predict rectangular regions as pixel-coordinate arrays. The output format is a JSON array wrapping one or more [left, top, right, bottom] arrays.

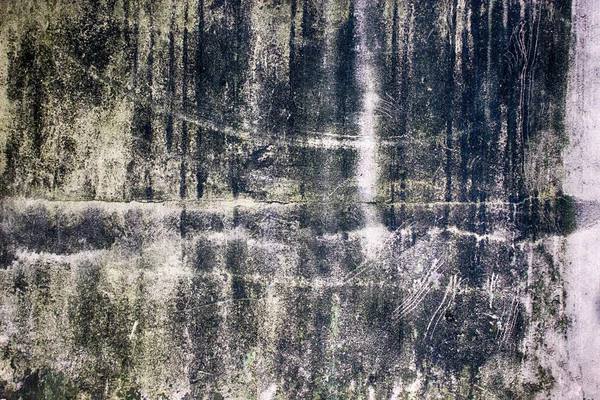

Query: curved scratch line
[[393, 277, 429, 315], [393, 259, 446, 318], [399, 284, 434, 319], [430, 276, 461, 338], [425, 287, 450, 340]]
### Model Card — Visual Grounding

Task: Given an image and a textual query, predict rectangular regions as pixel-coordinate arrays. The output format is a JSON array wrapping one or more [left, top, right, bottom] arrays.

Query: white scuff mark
[[405, 373, 423, 398], [259, 383, 277, 400], [389, 381, 402, 400], [357, 221, 389, 262], [12, 248, 107, 266], [444, 225, 508, 243], [348, 380, 356, 392], [129, 320, 138, 341], [341, 223, 408, 285], [486, 272, 500, 309], [367, 385, 376, 400]]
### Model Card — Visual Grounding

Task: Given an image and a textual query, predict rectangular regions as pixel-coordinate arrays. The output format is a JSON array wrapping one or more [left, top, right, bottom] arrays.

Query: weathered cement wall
[[0, 0, 575, 398]]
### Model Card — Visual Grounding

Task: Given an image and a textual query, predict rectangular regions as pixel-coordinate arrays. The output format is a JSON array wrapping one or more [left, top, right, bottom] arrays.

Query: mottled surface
[[0, 0, 581, 398]]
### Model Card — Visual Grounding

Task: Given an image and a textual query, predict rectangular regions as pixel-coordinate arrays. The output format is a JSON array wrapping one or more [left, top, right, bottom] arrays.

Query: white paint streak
[[355, 0, 387, 261], [355, 1, 379, 206]]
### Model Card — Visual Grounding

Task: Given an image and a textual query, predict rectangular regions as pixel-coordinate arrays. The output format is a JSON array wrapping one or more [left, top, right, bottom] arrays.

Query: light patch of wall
[[93, 99, 133, 201], [562, 0, 600, 397]]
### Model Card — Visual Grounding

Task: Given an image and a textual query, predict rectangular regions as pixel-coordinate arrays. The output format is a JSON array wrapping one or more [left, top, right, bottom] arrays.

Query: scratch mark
[[429, 275, 462, 339], [394, 259, 446, 320], [129, 320, 138, 340]]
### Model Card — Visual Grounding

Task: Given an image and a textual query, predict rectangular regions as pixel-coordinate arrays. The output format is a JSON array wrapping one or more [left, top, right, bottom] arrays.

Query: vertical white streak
[[129, 320, 138, 340], [355, 0, 387, 259], [355, 0, 380, 205], [561, 0, 600, 397], [485, 0, 493, 124]]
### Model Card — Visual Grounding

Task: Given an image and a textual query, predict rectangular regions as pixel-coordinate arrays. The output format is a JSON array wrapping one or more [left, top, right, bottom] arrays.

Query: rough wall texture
[[0, 0, 576, 398]]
